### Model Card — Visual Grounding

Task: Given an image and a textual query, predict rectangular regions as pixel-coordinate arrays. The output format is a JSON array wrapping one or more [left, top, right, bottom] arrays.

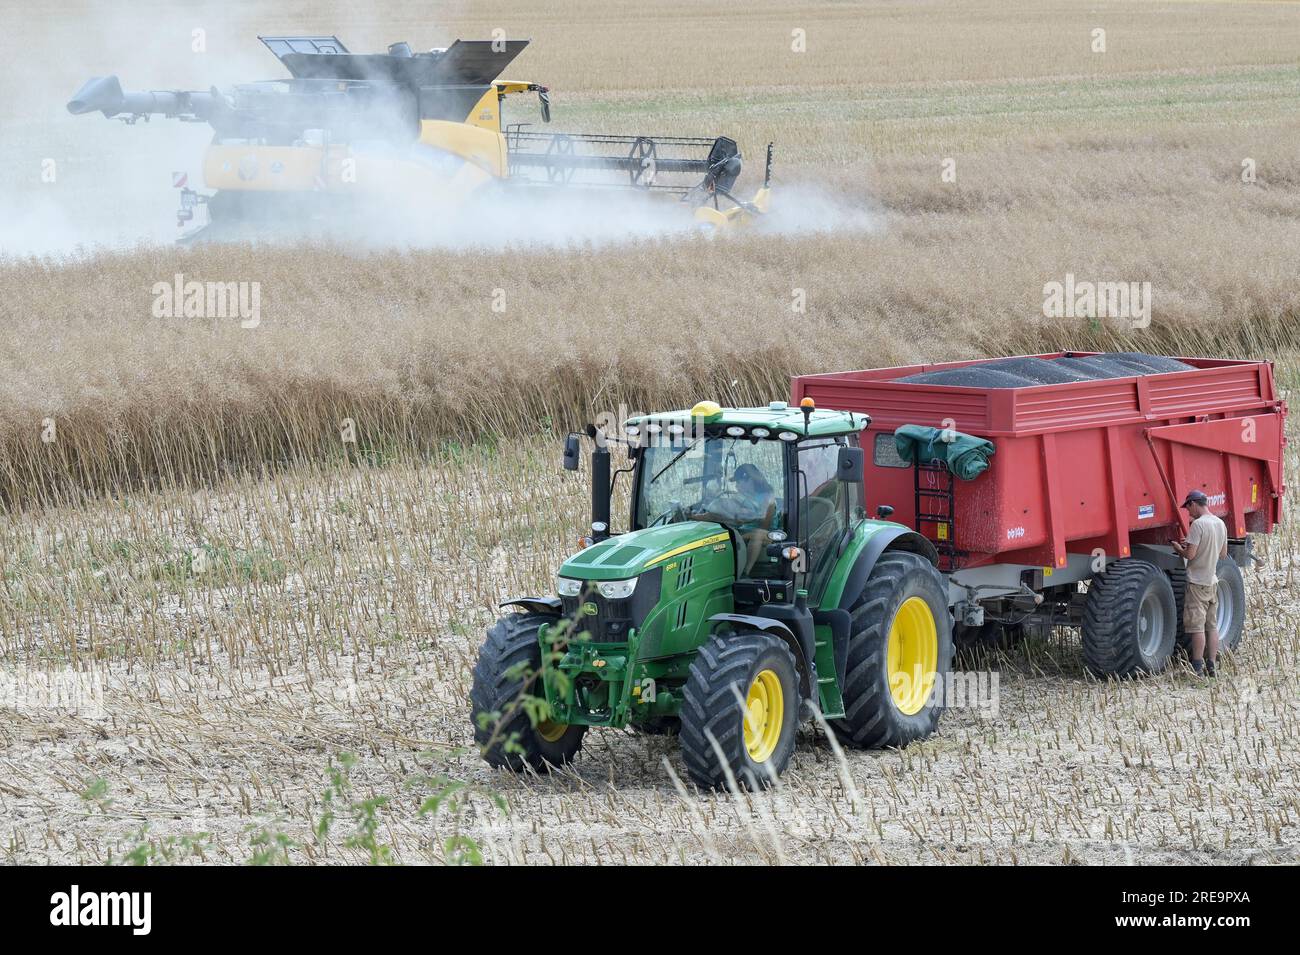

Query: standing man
[[1171, 490, 1229, 676]]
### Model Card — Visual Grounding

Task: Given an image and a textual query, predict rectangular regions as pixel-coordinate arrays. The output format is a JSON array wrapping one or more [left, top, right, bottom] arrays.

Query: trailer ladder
[[914, 461, 961, 571]]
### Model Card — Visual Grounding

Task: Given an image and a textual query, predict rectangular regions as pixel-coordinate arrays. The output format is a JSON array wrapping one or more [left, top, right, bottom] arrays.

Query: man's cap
[[1180, 489, 1208, 509]]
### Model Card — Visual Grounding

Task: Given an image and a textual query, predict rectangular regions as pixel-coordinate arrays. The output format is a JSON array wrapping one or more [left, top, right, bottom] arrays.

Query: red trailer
[[792, 352, 1287, 675]]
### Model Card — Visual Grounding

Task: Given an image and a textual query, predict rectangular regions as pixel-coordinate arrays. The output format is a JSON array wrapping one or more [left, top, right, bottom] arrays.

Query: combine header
[[67, 35, 772, 241]]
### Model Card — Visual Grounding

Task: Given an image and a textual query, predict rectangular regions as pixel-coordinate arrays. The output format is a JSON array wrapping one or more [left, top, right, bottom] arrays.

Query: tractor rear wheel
[[679, 631, 800, 790], [833, 551, 953, 749], [1081, 559, 1176, 677], [469, 613, 585, 771], [1170, 558, 1246, 655]]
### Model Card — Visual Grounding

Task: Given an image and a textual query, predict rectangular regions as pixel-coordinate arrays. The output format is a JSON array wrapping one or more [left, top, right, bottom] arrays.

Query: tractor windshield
[[636, 436, 787, 542]]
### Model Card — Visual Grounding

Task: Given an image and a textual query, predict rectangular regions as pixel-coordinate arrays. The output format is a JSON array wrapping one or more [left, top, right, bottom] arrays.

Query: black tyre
[[679, 631, 800, 790], [1173, 559, 1246, 654], [952, 620, 1007, 665], [953, 620, 1000, 650], [1169, 566, 1189, 656], [469, 613, 585, 771], [1214, 557, 1247, 651], [1082, 559, 1176, 677], [634, 716, 681, 737], [832, 551, 953, 749]]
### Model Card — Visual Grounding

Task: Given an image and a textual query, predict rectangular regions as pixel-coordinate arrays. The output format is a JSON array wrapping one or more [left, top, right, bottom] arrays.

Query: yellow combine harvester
[[67, 36, 772, 241]]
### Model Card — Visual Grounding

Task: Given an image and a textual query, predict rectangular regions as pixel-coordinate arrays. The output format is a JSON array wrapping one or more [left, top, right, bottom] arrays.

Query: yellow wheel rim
[[536, 719, 568, 743], [743, 668, 784, 763], [887, 596, 939, 716]]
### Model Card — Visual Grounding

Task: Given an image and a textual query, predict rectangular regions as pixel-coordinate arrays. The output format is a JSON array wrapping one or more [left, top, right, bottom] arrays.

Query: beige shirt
[[1185, 512, 1227, 586]]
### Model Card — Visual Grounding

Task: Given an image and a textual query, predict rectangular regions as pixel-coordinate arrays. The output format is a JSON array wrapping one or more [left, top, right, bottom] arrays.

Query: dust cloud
[[0, 2, 878, 259]]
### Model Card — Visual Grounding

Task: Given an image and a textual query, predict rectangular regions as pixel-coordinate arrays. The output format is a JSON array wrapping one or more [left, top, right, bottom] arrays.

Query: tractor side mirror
[[876, 504, 895, 520], [539, 90, 551, 123], [837, 446, 865, 484], [562, 432, 581, 471]]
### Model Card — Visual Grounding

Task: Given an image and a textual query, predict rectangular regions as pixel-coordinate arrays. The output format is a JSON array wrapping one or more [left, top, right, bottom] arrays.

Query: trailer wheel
[[1082, 559, 1177, 677], [1213, 558, 1247, 651], [1168, 566, 1188, 655], [470, 613, 586, 771], [679, 631, 800, 790], [1171, 559, 1246, 654], [832, 551, 953, 749], [952, 618, 1026, 660]]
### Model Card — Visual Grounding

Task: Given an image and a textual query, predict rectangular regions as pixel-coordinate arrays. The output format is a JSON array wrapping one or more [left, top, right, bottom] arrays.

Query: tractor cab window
[[797, 438, 862, 598], [636, 436, 787, 571]]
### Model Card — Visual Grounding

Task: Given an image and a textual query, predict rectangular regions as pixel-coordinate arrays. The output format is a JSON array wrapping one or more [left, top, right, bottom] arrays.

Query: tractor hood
[[558, 521, 730, 582]]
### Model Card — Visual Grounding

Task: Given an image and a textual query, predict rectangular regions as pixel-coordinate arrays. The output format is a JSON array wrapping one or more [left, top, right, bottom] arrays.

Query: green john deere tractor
[[470, 399, 954, 789]]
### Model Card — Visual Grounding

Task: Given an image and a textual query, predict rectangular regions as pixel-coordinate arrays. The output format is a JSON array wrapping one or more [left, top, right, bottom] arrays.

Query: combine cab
[[67, 35, 771, 242]]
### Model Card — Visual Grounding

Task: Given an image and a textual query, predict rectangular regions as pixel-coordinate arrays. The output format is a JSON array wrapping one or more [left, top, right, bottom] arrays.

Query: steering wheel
[[703, 490, 745, 512], [649, 501, 687, 527]]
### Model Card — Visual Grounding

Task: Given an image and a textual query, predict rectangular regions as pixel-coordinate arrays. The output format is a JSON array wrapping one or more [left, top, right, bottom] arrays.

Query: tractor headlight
[[556, 576, 583, 597], [596, 577, 638, 600]]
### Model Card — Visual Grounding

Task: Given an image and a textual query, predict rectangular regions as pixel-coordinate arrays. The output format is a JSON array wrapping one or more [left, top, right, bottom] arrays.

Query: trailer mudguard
[[708, 613, 813, 699], [499, 596, 562, 616], [821, 523, 940, 613]]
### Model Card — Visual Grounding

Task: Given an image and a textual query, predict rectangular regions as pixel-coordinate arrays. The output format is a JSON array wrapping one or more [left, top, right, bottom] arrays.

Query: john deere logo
[[580, 601, 599, 616]]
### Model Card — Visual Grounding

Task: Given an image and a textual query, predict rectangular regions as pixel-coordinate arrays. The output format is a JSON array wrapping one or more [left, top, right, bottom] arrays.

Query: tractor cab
[[623, 400, 869, 602]]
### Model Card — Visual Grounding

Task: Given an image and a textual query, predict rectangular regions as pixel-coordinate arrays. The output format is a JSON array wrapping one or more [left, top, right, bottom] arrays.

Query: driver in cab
[[689, 464, 778, 572]]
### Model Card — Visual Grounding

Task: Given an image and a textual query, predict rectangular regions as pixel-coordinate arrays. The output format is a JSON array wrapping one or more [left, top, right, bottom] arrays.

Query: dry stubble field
[[1, 0, 1299, 863]]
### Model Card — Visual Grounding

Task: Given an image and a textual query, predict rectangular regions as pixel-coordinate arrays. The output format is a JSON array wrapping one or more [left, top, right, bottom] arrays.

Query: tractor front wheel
[[679, 631, 800, 790], [833, 551, 953, 749], [469, 613, 585, 771]]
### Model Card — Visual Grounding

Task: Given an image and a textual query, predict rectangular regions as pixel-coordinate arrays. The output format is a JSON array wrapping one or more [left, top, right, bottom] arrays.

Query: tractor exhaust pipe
[[588, 426, 612, 542]]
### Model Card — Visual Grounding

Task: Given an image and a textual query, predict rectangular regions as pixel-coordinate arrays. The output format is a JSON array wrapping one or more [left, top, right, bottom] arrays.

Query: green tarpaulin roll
[[893, 425, 995, 481]]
